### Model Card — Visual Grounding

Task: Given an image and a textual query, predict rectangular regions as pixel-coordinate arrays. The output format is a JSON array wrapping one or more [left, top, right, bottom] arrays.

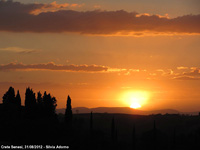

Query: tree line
[[1, 86, 72, 122]]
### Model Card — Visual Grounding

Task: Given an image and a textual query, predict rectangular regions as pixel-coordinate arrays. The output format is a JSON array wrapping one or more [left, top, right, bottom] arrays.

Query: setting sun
[[130, 102, 141, 109], [120, 91, 150, 109]]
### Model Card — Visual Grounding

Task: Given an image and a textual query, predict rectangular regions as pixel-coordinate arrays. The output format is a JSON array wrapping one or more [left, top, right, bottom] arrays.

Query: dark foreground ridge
[[1, 86, 200, 150]]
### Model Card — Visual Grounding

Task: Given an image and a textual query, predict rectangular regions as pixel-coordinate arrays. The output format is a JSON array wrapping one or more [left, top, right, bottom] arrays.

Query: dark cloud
[[0, 62, 108, 72], [0, 0, 199, 34], [0, 0, 79, 14]]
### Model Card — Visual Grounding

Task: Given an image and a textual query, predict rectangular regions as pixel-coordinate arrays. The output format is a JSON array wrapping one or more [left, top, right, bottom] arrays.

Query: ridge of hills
[[56, 107, 199, 115]]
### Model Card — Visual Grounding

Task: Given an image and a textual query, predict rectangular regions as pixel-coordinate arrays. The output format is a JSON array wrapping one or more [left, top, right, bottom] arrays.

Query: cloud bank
[[1, 62, 200, 80], [0, 62, 108, 72], [0, 0, 199, 35]]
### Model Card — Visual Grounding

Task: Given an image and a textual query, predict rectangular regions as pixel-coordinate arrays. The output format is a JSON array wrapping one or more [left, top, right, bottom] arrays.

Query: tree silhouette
[[65, 95, 72, 123], [15, 90, 21, 107], [2, 86, 15, 105], [43, 92, 57, 117], [2, 87, 21, 120], [25, 87, 37, 118], [36, 91, 43, 115], [37, 91, 43, 104], [25, 87, 36, 108]]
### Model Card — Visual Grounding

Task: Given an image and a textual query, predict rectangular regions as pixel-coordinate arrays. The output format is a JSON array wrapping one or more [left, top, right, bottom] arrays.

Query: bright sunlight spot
[[130, 102, 141, 109], [120, 91, 150, 109]]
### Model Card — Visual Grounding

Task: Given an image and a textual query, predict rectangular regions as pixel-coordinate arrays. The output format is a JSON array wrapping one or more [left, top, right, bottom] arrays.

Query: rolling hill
[[56, 107, 184, 115]]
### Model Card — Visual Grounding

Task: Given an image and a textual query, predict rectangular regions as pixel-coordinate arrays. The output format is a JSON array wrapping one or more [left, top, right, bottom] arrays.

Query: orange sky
[[0, 0, 200, 111]]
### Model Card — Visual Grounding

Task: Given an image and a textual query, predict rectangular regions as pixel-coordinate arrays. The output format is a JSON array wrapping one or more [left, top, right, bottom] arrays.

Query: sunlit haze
[[120, 91, 150, 109]]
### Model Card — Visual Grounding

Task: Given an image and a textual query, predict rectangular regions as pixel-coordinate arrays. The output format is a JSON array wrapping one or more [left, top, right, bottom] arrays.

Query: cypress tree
[[25, 87, 36, 108], [25, 87, 36, 119], [2, 87, 18, 119], [2, 86, 15, 105], [43, 92, 57, 117], [37, 91, 43, 104], [15, 90, 21, 106], [65, 95, 72, 123]]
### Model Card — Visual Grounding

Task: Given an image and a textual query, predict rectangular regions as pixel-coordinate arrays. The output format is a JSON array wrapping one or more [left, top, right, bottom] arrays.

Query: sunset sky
[[0, 0, 200, 111]]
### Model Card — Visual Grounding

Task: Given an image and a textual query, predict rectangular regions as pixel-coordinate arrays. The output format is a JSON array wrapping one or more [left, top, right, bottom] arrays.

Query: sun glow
[[130, 102, 141, 109], [120, 91, 150, 109]]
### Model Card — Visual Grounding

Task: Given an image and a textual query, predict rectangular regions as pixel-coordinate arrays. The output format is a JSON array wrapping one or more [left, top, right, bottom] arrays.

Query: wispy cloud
[[0, 1, 199, 35], [30, 1, 84, 15], [183, 69, 200, 76], [177, 66, 189, 70], [0, 0, 83, 15], [0, 47, 37, 54], [172, 68, 200, 80], [0, 62, 108, 72], [173, 76, 200, 80], [1, 61, 200, 80]]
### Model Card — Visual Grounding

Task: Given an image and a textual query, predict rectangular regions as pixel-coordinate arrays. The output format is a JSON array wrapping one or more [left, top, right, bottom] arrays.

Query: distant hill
[[56, 107, 187, 115]]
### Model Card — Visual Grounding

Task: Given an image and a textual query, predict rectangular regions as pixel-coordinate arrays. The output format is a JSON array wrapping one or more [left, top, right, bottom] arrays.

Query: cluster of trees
[[3, 87, 21, 106], [1, 86, 72, 121], [0, 86, 74, 145], [24, 87, 57, 119]]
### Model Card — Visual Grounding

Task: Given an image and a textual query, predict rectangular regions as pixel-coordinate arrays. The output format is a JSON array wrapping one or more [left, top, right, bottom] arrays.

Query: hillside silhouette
[[57, 107, 180, 115], [0, 86, 200, 150]]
